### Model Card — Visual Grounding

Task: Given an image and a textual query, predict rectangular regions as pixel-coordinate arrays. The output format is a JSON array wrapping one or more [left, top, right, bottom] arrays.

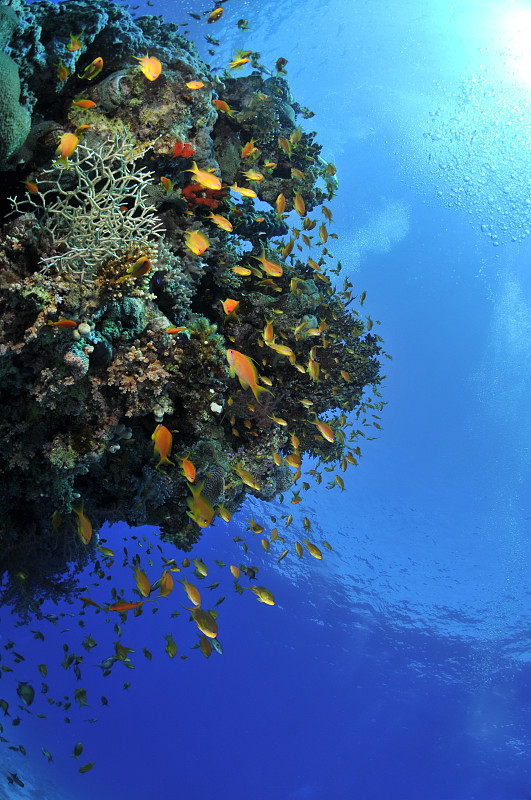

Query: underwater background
[[1, 0, 531, 798]]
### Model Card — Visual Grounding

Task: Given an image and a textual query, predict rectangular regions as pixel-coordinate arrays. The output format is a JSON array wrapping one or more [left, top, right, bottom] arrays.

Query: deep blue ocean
[[2, 0, 531, 798]]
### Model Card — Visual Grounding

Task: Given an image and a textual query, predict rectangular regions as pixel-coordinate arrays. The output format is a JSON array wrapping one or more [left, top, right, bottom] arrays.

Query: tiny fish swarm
[[0, 0, 388, 770]]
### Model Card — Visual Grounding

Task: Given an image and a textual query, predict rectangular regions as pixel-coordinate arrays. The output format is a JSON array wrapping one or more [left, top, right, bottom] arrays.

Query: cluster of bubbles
[[424, 68, 531, 246]]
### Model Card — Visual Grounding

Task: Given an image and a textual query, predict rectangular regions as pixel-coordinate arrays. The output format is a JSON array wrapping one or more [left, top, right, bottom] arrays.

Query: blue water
[[3, 0, 531, 797]]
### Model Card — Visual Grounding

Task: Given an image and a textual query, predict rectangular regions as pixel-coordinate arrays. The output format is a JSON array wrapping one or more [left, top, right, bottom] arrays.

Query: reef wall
[[0, 0, 385, 615]]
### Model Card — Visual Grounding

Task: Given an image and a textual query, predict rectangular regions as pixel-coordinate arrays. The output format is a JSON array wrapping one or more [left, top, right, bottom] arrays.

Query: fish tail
[[156, 456, 175, 470], [252, 384, 273, 404]]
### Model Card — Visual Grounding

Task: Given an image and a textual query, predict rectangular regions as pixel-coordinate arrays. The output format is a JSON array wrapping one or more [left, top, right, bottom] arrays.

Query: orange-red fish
[[72, 99, 96, 109], [108, 600, 144, 612], [213, 98, 235, 117], [54, 132, 79, 167], [253, 247, 282, 278], [22, 179, 38, 194], [226, 349, 273, 403], [179, 454, 196, 482], [186, 80, 204, 90], [241, 139, 258, 159], [78, 57, 103, 81], [166, 326, 189, 335], [293, 191, 305, 217], [135, 54, 161, 81], [310, 415, 334, 442], [275, 193, 286, 217], [152, 424, 174, 470], [46, 318, 77, 328], [221, 298, 240, 323]]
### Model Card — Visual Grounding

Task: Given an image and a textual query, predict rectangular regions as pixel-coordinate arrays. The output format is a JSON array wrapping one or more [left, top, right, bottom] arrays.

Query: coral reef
[[0, 0, 387, 614]]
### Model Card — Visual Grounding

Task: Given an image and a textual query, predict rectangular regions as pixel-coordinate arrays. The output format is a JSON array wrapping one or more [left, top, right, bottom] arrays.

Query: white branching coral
[[13, 134, 164, 277]]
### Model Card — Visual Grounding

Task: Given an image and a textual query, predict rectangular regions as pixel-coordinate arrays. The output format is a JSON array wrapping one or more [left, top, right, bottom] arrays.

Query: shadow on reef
[[0, 0, 387, 615]]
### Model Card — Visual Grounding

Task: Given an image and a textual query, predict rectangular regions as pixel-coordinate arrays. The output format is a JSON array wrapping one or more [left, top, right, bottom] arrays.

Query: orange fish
[[278, 136, 291, 156], [253, 247, 283, 278], [241, 139, 258, 159], [275, 193, 286, 217], [208, 212, 232, 232], [78, 57, 103, 81], [166, 326, 189, 335], [293, 192, 305, 217], [232, 266, 252, 276], [207, 7, 223, 22], [186, 161, 221, 190], [152, 424, 174, 470], [54, 132, 79, 168], [181, 576, 201, 606], [192, 607, 218, 638], [242, 169, 263, 182], [66, 32, 83, 51], [230, 183, 257, 198], [187, 481, 215, 528], [75, 124, 90, 137], [310, 415, 334, 442], [135, 54, 162, 81], [213, 98, 235, 117], [71, 502, 92, 545], [108, 600, 144, 612], [22, 179, 38, 194], [56, 60, 69, 81], [186, 80, 204, 90], [185, 230, 210, 255], [229, 57, 250, 71], [160, 176, 172, 192], [159, 570, 174, 597], [179, 455, 196, 482], [221, 298, 240, 323], [118, 256, 151, 282], [46, 318, 77, 328], [226, 349, 273, 403], [72, 99, 96, 109], [134, 567, 151, 598]]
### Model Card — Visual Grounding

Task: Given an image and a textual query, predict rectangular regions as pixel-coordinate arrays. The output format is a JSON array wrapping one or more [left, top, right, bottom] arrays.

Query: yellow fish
[[186, 161, 221, 191], [135, 54, 161, 81], [185, 230, 210, 255], [187, 481, 215, 528], [72, 501, 92, 545], [230, 183, 257, 198], [226, 349, 273, 403]]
